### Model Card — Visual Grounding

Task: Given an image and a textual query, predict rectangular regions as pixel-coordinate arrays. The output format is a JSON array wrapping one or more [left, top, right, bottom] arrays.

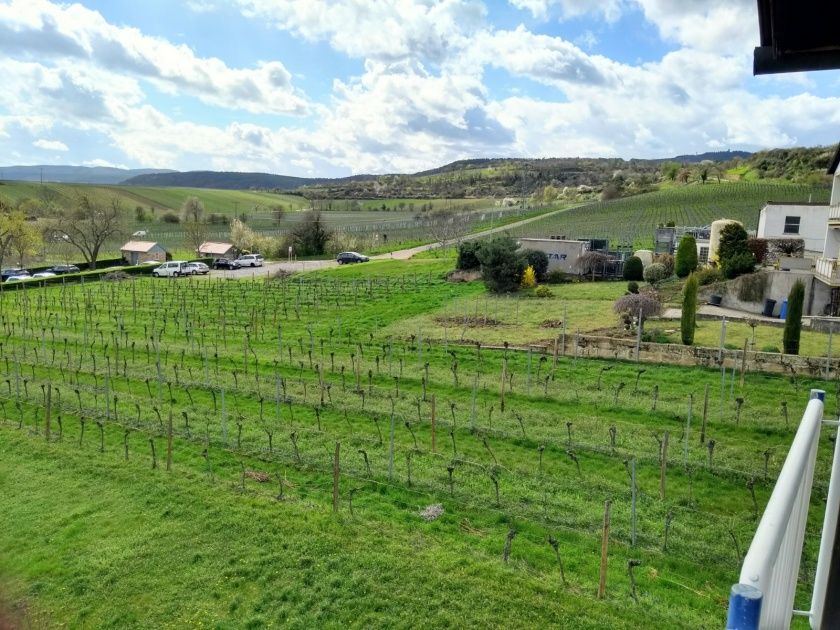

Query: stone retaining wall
[[537, 333, 836, 377]]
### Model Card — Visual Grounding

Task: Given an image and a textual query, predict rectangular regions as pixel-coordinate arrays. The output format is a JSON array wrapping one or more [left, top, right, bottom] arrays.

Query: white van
[[152, 261, 189, 278]]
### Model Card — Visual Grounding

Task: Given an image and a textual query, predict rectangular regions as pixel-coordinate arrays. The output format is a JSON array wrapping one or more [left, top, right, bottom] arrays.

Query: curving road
[[210, 204, 574, 279]]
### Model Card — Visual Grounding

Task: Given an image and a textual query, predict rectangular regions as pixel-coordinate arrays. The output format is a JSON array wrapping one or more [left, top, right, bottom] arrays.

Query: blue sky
[[1, 0, 839, 177]]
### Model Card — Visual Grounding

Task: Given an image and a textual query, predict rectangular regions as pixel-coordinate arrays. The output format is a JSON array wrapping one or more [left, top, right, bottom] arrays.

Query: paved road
[[208, 204, 574, 279]]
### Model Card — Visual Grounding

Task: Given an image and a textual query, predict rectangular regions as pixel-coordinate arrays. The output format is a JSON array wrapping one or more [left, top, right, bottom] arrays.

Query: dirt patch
[[434, 316, 505, 328], [446, 269, 481, 283], [540, 319, 564, 328]]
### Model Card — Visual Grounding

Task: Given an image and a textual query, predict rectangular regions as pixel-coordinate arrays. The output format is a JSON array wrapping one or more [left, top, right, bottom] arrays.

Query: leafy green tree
[[661, 162, 679, 182], [718, 223, 755, 279], [476, 236, 524, 293], [542, 185, 559, 203], [456, 241, 481, 270], [782, 280, 805, 355], [675, 235, 698, 278], [623, 256, 644, 281], [291, 210, 331, 256], [520, 249, 549, 280], [681, 273, 698, 345]]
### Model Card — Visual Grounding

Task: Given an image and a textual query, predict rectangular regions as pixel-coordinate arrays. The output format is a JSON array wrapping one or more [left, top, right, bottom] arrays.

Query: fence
[[727, 389, 840, 629]]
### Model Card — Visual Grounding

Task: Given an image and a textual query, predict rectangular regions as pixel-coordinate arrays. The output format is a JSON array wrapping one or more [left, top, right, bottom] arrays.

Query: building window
[[698, 246, 709, 264], [783, 216, 800, 234]]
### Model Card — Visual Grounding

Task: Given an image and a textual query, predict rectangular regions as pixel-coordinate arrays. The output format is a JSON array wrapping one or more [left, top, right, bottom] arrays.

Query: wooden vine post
[[597, 499, 612, 599], [44, 383, 52, 441], [332, 442, 340, 513], [660, 431, 669, 500], [166, 408, 173, 472], [431, 394, 437, 453]]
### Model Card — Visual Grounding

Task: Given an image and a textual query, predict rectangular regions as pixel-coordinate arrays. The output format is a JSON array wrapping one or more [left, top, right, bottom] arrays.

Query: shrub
[[655, 253, 675, 277], [576, 251, 610, 281], [782, 279, 805, 355], [767, 238, 805, 259], [521, 265, 537, 289], [695, 267, 722, 286], [161, 211, 180, 224], [721, 251, 755, 279], [535, 285, 553, 298], [476, 236, 524, 294], [208, 213, 227, 225], [643, 262, 668, 285], [520, 249, 549, 280], [747, 238, 768, 265], [623, 256, 644, 281], [456, 241, 482, 271], [613, 292, 662, 321], [545, 270, 567, 284], [675, 235, 698, 278], [681, 273, 698, 345], [627, 281, 639, 294]]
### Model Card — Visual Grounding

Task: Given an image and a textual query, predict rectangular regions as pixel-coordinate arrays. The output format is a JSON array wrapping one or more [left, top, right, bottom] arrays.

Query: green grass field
[[0, 259, 833, 627], [509, 182, 830, 248]]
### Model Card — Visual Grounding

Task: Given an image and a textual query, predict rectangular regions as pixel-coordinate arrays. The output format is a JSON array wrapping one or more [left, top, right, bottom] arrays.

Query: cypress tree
[[675, 235, 698, 278], [782, 280, 805, 355], [681, 273, 698, 345]]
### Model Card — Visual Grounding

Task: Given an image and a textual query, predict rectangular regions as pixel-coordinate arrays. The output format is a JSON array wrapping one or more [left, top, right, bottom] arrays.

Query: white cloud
[[509, 0, 623, 22], [82, 158, 128, 168], [236, 0, 486, 63], [33, 138, 68, 151], [0, 0, 308, 115], [633, 0, 757, 55]]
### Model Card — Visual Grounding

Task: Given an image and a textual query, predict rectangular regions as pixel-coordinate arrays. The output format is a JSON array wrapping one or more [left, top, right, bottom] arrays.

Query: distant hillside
[[122, 170, 375, 190], [669, 150, 752, 163], [0, 165, 173, 185]]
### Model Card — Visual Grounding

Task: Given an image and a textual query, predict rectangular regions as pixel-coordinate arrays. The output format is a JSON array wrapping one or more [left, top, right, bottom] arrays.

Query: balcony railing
[[815, 257, 840, 285], [829, 204, 840, 222]]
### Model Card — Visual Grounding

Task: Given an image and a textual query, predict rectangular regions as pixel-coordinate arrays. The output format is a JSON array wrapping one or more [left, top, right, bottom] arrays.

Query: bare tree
[[51, 194, 124, 269], [576, 251, 610, 281]]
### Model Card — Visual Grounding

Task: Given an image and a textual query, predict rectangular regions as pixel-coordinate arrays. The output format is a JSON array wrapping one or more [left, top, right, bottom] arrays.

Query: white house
[[757, 202, 829, 255]]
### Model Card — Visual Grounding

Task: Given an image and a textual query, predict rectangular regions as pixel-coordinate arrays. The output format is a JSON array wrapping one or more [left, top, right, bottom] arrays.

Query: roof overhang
[[755, 0, 840, 75]]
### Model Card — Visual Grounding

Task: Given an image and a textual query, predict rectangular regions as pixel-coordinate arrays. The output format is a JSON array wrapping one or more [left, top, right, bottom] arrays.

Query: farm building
[[198, 241, 236, 259], [120, 241, 167, 265], [517, 237, 587, 274]]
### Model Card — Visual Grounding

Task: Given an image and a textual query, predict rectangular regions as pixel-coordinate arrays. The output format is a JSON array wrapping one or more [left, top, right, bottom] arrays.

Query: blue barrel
[[779, 299, 788, 320]]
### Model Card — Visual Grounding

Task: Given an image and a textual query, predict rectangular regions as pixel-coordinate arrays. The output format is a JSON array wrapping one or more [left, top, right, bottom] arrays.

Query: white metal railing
[[727, 389, 840, 629], [828, 204, 840, 222], [815, 257, 840, 283]]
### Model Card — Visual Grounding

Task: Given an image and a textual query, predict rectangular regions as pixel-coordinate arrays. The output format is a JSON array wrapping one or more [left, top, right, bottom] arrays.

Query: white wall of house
[[757, 203, 829, 254]]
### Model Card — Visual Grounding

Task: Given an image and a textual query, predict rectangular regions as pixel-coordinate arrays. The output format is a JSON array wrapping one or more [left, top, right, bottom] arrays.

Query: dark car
[[48, 264, 81, 275], [336, 251, 369, 264], [1, 268, 29, 282], [213, 258, 241, 270]]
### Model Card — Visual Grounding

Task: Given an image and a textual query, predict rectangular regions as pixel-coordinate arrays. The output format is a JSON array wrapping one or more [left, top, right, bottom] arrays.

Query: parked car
[[1, 268, 28, 281], [152, 261, 189, 278], [336, 251, 369, 264], [5, 274, 31, 283], [47, 264, 80, 275], [235, 254, 264, 267], [32, 272, 57, 279], [213, 258, 241, 270], [184, 262, 210, 275]]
